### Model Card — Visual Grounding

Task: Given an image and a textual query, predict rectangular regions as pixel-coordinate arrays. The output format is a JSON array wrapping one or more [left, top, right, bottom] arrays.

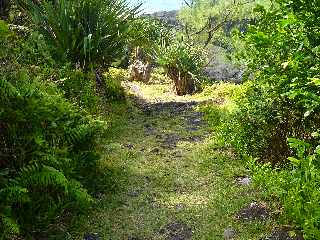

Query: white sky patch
[[131, 0, 184, 13]]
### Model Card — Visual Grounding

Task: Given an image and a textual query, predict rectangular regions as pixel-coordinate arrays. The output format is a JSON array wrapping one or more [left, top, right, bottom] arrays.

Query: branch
[[183, 0, 193, 8], [204, 11, 232, 47], [203, 0, 254, 47]]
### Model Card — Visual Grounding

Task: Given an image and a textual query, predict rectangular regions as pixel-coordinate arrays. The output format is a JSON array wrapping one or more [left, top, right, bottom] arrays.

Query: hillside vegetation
[[0, 0, 320, 239]]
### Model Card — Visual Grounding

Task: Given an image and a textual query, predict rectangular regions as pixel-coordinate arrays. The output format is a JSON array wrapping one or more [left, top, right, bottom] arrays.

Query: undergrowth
[[0, 19, 113, 239]]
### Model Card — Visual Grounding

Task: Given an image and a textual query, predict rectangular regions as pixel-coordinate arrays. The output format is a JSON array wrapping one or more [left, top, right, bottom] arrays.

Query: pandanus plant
[[17, 0, 139, 89], [158, 41, 206, 96]]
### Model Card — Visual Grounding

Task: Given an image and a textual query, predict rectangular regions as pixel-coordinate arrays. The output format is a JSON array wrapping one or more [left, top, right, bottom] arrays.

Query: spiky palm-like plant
[[17, 0, 140, 93], [18, 0, 139, 70]]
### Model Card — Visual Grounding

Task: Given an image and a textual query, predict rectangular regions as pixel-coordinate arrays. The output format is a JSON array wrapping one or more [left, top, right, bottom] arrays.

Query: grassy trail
[[70, 81, 274, 239]]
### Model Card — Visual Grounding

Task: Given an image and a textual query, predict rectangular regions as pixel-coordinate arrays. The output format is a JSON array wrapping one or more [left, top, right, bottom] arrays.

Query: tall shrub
[[223, 0, 320, 163]]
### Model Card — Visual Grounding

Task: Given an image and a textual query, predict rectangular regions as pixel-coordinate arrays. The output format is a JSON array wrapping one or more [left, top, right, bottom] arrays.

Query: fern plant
[[0, 21, 105, 238]]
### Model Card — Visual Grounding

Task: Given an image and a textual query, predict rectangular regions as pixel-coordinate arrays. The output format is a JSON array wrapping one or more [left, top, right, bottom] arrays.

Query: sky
[[131, 0, 184, 13]]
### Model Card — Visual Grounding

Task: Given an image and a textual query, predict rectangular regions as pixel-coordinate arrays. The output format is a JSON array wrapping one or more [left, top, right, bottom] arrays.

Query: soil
[[236, 202, 269, 221], [159, 221, 193, 240]]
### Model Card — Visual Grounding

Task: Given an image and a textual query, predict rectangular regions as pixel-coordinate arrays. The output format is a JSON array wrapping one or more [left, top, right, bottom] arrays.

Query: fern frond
[[0, 186, 30, 204], [0, 214, 20, 237], [67, 180, 93, 208], [0, 79, 18, 102], [18, 164, 69, 193], [65, 124, 94, 146]]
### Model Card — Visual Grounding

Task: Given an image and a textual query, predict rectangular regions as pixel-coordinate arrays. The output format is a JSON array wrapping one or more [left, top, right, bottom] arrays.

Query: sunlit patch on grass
[[160, 192, 210, 209]]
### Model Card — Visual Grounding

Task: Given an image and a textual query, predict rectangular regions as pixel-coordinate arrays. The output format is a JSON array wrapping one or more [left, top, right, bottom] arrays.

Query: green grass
[[67, 80, 277, 239]]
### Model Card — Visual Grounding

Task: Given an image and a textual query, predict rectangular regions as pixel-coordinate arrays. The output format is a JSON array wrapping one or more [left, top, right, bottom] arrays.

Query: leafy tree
[[179, 0, 272, 46]]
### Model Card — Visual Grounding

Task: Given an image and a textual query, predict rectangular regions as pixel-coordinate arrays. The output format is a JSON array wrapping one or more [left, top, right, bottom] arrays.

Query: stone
[[175, 204, 185, 211], [128, 237, 140, 240], [262, 226, 304, 240], [84, 233, 100, 240], [236, 202, 269, 221], [224, 228, 236, 239], [125, 143, 134, 150], [159, 221, 192, 240], [127, 189, 141, 197], [160, 134, 182, 149], [150, 148, 160, 154], [236, 176, 252, 186], [187, 136, 204, 143]]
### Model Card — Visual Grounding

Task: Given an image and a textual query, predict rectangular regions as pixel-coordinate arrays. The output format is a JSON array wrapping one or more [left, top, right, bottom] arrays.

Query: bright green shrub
[[16, 0, 138, 103], [219, 0, 320, 163], [103, 70, 126, 101], [207, 0, 320, 238], [150, 67, 171, 84], [108, 68, 129, 83], [158, 41, 205, 80], [251, 138, 320, 239]]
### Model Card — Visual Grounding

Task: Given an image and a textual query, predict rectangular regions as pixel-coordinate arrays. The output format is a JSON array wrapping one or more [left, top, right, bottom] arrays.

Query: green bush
[[251, 138, 320, 239], [158, 41, 205, 80], [204, 1, 320, 238], [217, 82, 300, 163], [219, 0, 320, 163], [0, 73, 105, 238], [0, 20, 105, 239], [17, 0, 138, 70], [104, 69, 126, 101], [58, 69, 101, 112], [128, 17, 173, 61]]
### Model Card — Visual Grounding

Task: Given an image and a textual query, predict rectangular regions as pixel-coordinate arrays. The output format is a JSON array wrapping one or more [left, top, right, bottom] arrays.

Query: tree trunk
[[129, 60, 151, 83], [129, 47, 152, 83], [168, 67, 195, 96], [95, 68, 107, 96]]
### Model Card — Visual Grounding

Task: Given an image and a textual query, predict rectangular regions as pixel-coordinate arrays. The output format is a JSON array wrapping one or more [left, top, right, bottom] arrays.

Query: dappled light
[[1, 0, 319, 239]]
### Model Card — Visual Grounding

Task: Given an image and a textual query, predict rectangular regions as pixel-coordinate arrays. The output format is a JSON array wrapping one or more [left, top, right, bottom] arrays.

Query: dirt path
[[71, 81, 276, 240]]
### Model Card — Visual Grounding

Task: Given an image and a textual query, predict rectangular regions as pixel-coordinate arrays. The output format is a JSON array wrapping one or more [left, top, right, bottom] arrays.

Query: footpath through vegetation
[[69, 81, 283, 240], [1, 0, 320, 239]]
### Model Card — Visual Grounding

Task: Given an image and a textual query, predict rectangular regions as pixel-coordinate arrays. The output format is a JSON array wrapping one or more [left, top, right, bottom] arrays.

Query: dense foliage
[[3, 0, 320, 238], [228, 0, 320, 162], [202, 0, 320, 238], [128, 17, 173, 61], [18, 0, 137, 71], [0, 0, 137, 235], [0, 19, 108, 238]]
